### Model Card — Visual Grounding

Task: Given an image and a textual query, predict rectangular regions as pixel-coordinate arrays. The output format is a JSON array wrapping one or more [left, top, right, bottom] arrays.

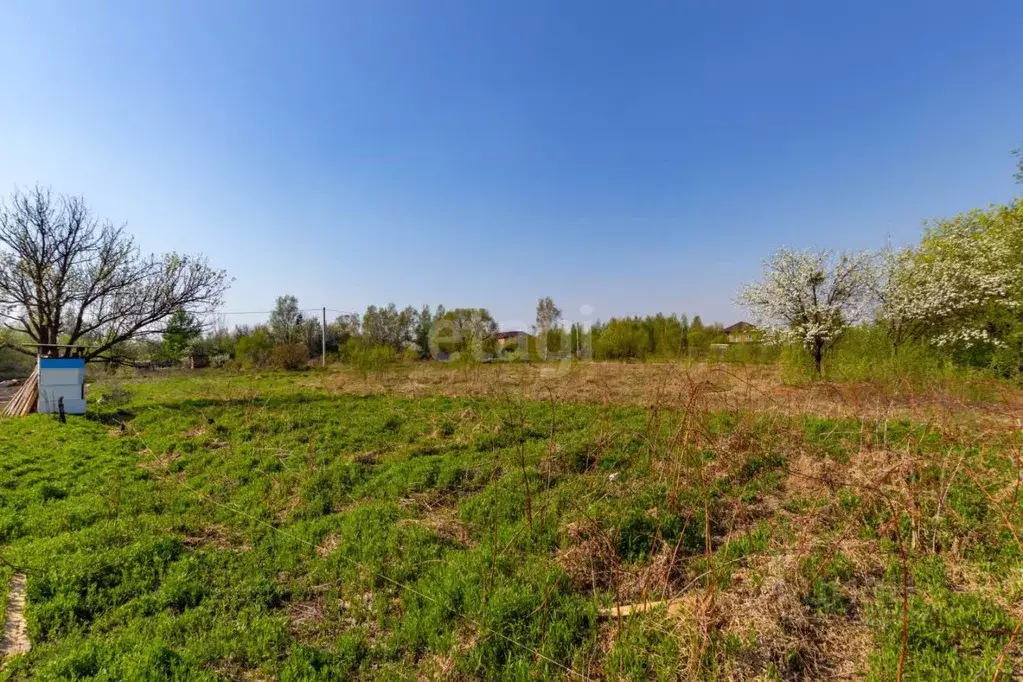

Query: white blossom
[[877, 204, 1023, 350], [736, 248, 877, 372]]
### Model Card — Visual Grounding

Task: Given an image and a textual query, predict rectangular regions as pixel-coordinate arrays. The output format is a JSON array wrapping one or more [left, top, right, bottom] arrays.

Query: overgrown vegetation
[[0, 368, 1020, 679], [740, 195, 1023, 380]]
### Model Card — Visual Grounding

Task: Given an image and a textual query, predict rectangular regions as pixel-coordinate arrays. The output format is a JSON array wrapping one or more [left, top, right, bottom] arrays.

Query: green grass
[[0, 371, 1019, 679]]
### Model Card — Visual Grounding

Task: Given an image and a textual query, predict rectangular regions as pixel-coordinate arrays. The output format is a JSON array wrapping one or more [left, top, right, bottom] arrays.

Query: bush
[[780, 324, 975, 386], [270, 343, 309, 371], [235, 328, 274, 368], [339, 338, 396, 376], [722, 342, 780, 364]]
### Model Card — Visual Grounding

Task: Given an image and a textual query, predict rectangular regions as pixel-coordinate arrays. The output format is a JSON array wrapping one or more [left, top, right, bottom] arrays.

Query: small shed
[[38, 357, 86, 415]]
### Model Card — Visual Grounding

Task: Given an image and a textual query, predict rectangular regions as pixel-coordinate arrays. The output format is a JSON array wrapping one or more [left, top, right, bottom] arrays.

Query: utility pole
[[321, 307, 327, 367]]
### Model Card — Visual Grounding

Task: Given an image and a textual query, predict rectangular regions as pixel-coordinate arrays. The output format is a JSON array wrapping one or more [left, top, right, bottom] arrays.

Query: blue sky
[[1, 1, 1021, 331]]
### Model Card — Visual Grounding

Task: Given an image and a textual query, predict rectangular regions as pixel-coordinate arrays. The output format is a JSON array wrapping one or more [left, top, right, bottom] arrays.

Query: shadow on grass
[[91, 391, 392, 418], [85, 408, 137, 426]]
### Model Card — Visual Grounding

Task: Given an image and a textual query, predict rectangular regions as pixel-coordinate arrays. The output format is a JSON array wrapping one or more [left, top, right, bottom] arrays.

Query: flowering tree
[[877, 201, 1023, 360], [736, 249, 876, 374]]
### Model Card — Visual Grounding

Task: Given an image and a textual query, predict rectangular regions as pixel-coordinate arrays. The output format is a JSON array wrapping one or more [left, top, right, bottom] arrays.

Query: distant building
[[493, 330, 533, 354], [723, 321, 759, 344]]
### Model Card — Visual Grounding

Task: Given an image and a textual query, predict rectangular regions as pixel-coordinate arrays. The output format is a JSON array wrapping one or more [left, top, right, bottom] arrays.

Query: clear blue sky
[[1, 1, 1021, 332]]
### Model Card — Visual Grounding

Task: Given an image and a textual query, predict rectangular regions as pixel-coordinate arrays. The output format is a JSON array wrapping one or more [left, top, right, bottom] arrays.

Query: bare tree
[[0, 186, 229, 362], [534, 296, 562, 359]]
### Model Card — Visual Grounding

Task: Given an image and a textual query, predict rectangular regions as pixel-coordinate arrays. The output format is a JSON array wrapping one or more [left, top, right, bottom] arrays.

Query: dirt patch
[[180, 524, 250, 552], [398, 496, 474, 547], [288, 594, 327, 630], [717, 554, 871, 680], [0, 573, 30, 659], [316, 533, 340, 557]]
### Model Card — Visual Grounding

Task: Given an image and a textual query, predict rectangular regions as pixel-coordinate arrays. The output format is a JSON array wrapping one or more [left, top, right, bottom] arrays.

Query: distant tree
[[431, 308, 497, 358], [269, 295, 303, 344], [232, 324, 255, 344], [235, 326, 274, 368], [593, 317, 651, 360], [687, 315, 711, 350], [413, 305, 434, 358], [534, 297, 563, 359], [202, 320, 235, 360], [0, 186, 228, 362], [1014, 145, 1022, 184], [567, 323, 584, 358], [160, 309, 202, 361], [546, 326, 566, 356], [737, 248, 876, 375], [362, 303, 416, 351], [332, 313, 361, 349], [301, 317, 323, 357], [649, 313, 684, 358]]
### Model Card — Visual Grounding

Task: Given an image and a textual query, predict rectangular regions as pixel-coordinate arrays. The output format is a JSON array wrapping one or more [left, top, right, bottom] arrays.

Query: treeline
[[148, 296, 738, 369], [535, 315, 729, 360], [588, 315, 727, 360], [164, 299, 502, 369]]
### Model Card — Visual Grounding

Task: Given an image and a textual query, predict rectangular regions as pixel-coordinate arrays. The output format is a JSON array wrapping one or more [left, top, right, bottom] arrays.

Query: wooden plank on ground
[[597, 595, 702, 619]]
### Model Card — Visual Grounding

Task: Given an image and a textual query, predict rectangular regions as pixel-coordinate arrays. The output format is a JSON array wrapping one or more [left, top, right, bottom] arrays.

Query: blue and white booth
[[37, 357, 87, 415]]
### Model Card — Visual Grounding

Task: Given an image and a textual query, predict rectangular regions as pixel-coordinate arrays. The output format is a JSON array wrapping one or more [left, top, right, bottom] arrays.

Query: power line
[[211, 308, 357, 317]]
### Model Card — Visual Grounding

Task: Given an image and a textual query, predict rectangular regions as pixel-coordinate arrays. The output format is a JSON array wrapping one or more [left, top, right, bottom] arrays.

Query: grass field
[[0, 364, 1021, 680]]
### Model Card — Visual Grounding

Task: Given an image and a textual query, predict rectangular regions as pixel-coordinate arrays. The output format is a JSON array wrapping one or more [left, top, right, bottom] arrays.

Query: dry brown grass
[[305, 361, 1023, 429], [179, 523, 251, 552], [398, 494, 474, 548], [117, 361, 1023, 678], [502, 362, 1023, 680]]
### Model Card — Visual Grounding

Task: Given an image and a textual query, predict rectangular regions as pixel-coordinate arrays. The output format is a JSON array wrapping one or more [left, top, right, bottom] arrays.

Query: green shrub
[[722, 342, 780, 364], [270, 343, 309, 371], [780, 323, 978, 386], [340, 338, 397, 375], [235, 327, 274, 368]]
